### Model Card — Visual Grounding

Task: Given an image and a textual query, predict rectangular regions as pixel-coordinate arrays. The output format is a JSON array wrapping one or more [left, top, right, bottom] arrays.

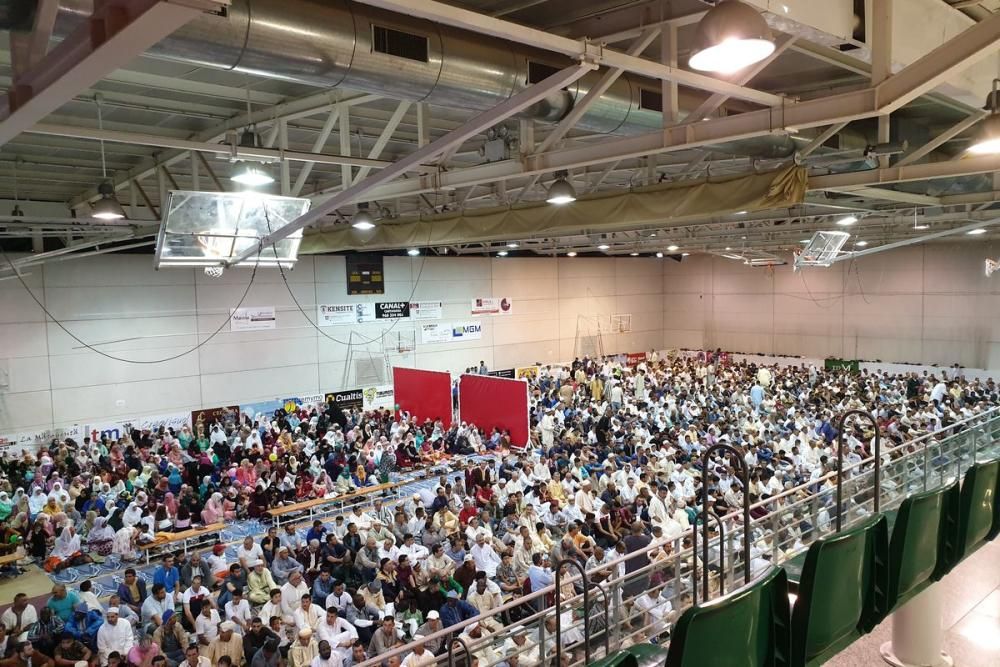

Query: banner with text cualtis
[[471, 297, 513, 316]]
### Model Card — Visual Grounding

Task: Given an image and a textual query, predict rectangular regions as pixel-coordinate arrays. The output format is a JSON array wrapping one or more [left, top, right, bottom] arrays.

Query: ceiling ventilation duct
[[52, 0, 777, 147]]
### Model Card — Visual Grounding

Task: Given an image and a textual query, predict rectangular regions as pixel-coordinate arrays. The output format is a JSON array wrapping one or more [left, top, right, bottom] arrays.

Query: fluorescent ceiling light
[[688, 0, 775, 74], [856, 240, 868, 247], [407, 248, 420, 256], [497, 250, 508, 257], [566, 251, 577, 257], [836, 216, 858, 226], [231, 161, 274, 187], [967, 228, 988, 235], [655, 252, 664, 258], [682, 252, 691, 256], [667, 244, 679, 251], [507, 242, 519, 248], [914, 224, 929, 230], [598, 244, 610, 250], [546, 171, 577, 205], [629, 252, 639, 256]]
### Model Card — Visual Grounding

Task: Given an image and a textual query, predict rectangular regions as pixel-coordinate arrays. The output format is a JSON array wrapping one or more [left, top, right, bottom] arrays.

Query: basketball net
[[986, 258, 1000, 277]]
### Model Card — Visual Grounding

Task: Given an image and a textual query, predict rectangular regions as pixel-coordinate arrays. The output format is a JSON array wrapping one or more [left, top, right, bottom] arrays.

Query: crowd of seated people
[[0, 351, 994, 667]]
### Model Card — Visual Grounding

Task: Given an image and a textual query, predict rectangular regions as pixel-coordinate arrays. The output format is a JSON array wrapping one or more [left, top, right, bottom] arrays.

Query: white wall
[[0, 254, 666, 433], [663, 242, 1000, 370]]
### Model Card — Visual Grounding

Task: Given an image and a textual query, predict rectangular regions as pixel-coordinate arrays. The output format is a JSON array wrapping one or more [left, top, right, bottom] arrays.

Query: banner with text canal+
[[421, 321, 483, 344], [375, 302, 410, 319]]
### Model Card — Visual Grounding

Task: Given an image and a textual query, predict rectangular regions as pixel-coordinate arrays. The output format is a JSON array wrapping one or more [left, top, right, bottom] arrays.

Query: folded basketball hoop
[[986, 258, 1000, 277], [794, 231, 851, 269]]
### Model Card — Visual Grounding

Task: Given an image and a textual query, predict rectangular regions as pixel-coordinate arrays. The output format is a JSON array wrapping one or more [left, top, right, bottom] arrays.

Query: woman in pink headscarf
[[201, 492, 224, 525], [235, 459, 257, 488]]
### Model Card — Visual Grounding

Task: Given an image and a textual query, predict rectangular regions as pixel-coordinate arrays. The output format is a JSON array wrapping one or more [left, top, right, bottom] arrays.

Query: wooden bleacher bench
[[266, 482, 398, 524], [138, 522, 225, 563]]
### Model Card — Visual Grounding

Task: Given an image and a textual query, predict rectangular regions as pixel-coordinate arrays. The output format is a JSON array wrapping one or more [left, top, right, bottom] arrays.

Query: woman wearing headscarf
[[0, 492, 13, 522], [122, 502, 143, 528], [48, 482, 70, 506], [47, 525, 89, 572], [27, 487, 47, 517], [112, 524, 139, 561], [201, 492, 225, 525], [86, 516, 115, 556]]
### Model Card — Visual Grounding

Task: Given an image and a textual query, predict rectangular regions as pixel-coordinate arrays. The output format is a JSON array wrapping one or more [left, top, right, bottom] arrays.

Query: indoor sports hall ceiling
[[1, 0, 1000, 265]]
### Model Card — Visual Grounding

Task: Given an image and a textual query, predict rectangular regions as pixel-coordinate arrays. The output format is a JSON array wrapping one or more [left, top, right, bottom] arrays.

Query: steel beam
[[818, 186, 941, 206], [895, 110, 987, 166], [687, 35, 798, 122], [0, 0, 226, 148], [29, 123, 428, 172], [353, 101, 411, 183], [797, 122, 849, 158], [535, 28, 660, 154], [828, 217, 1000, 262], [227, 63, 596, 266], [809, 153, 1000, 190], [66, 91, 381, 207], [352, 0, 785, 106], [8, 0, 60, 76], [291, 109, 340, 196], [343, 14, 1000, 207]]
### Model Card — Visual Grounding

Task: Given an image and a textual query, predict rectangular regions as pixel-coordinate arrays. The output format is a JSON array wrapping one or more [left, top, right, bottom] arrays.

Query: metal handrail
[[697, 443, 751, 602], [446, 635, 473, 667], [690, 508, 725, 603], [554, 558, 593, 666], [835, 408, 882, 532], [352, 406, 1000, 667]]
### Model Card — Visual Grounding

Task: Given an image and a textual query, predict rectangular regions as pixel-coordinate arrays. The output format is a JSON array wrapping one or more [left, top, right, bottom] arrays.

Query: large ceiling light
[[91, 95, 126, 220], [231, 129, 275, 187], [231, 162, 274, 187], [546, 171, 577, 205], [969, 80, 1000, 155], [92, 182, 126, 220], [351, 202, 377, 231], [689, 0, 775, 74]]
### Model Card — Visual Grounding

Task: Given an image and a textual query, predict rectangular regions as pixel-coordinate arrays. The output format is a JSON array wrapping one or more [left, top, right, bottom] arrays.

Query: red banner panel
[[625, 352, 647, 367], [392, 367, 453, 428], [459, 374, 530, 448]]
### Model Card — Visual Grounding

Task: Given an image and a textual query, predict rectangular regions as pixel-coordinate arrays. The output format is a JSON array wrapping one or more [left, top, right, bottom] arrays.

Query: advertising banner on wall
[[375, 302, 410, 319], [471, 297, 513, 316], [0, 424, 85, 454], [488, 368, 516, 379], [231, 306, 276, 331], [625, 352, 648, 367], [317, 304, 357, 326], [325, 389, 364, 410], [362, 385, 395, 410], [191, 406, 240, 431], [409, 301, 442, 320], [421, 321, 483, 344], [515, 366, 540, 380]]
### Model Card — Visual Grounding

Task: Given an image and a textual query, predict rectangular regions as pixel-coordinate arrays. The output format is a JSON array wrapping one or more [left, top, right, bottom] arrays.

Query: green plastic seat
[[665, 566, 791, 667], [789, 514, 888, 667], [885, 481, 959, 613], [625, 643, 669, 666], [953, 458, 1000, 565], [588, 650, 639, 667]]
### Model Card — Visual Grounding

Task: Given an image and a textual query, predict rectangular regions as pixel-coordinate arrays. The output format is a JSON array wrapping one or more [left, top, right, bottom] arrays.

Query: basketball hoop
[[986, 258, 1000, 277]]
